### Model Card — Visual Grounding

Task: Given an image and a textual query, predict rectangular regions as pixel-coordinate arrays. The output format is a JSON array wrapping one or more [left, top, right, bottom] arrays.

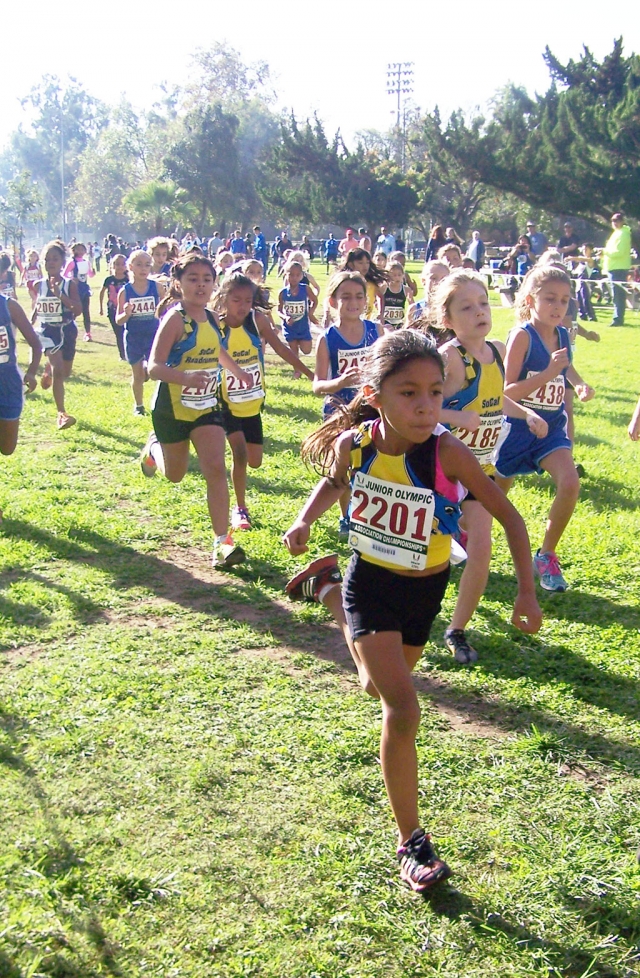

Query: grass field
[[1, 262, 640, 978]]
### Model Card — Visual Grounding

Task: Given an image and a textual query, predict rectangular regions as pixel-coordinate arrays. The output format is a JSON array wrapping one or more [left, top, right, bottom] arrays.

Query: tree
[[123, 181, 184, 235], [439, 40, 640, 225], [163, 104, 242, 234], [11, 75, 108, 225], [262, 115, 416, 229]]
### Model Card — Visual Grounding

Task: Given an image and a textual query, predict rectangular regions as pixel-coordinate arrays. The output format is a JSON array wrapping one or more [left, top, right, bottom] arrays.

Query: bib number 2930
[[349, 472, 434, 570]]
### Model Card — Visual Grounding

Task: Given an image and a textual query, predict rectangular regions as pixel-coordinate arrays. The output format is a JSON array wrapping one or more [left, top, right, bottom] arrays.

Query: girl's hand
[[586, 330, 600, 342], [123, 301, 134, 318], [99, 307, 104, 316], [550, 347, 570, 371], [183, 370, 215, 388], [23, 371, 37, 394], [511, 592, 543, 634], [458, 410, 481, 432], [338, 367, 361, 389], [629, 415, 640, 441], [575, 384, 595, 402], [49, 278, 60, 297], [526, 414, 548, 439], [283, 521, 310, 555], [236, 369, 253, 389]]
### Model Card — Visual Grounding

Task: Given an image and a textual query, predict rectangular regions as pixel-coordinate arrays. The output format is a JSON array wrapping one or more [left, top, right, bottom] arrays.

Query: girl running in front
[[32, 240, 82, 430], [278, 261, 317, 373], [116, 249, 165, 417], [139, 255, 253, 568], [379, 261, 413, 331], [99, 255, 129, 360], [21, 250, 42, 309], [63, 242, 95, 342], [436, 270, 549, 663], [214, 272, 314, 531], [0, 292, 42, 457], [313, 271, 383, 539], [494, 265, 595, 591], [283, 330, 542, 892]]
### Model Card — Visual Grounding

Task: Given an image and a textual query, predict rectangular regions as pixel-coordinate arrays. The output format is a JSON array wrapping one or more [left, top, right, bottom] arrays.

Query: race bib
[[180, 371, 218, 410], [337, 347, 368, 378], [36, 296, 62, 323], [385, 305, 405, 324], [521, 371, 565, 412], [225, 364, 264, 403], [0, 324, 10, 363], [75, 260, 89, 283], [129, 295, 156, 317], [284, 300, 305, 322], [454, 415, 503, 463], [349, 472, 434, 571], [25, 268, 39, 282], [0, 285, 14, 298]]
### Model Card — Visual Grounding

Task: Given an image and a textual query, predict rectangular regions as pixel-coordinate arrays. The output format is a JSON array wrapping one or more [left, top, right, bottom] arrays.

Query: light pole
[[386, 62, 414, 171]]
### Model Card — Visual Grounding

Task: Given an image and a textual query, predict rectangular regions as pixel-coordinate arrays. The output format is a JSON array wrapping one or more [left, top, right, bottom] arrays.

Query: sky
[[2, 0, 639, 150]]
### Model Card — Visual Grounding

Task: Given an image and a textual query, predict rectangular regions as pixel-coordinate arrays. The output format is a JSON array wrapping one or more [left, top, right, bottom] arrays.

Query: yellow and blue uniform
[[151, 306, 224, 444], [342, 419, 463, 647], [442, 340, 505, 477], [219, 311, 265, 445]]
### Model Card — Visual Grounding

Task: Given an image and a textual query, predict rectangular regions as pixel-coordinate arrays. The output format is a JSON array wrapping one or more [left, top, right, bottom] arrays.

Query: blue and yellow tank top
[[152, 307, 222, 422], [442, 340, 505, 475], [348, 419, 462, 572], [219, 311, 265, 418]]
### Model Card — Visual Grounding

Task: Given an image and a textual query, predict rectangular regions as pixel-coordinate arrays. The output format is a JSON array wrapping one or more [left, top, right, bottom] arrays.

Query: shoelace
[[545, 553, 562, 576]]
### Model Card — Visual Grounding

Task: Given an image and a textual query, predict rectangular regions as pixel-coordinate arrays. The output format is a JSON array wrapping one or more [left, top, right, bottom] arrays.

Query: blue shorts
[[124, 322, 157, 365], [283, 318, 312, 344], [495, 415, 571, 477], [39, 322, 78, 362], [0, 366, 23, 421]]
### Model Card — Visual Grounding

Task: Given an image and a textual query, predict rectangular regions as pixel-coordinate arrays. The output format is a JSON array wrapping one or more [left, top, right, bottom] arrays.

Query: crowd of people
[[0, 213, 638, 896]]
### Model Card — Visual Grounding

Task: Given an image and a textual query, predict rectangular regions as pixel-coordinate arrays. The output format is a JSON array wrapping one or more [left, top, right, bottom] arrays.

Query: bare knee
[[384, 698, 421, 739], [557, 467, 580, 500]]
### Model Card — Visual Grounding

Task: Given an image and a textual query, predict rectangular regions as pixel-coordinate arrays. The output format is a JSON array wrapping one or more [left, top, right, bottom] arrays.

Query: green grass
[[1, 266, 640, 978]]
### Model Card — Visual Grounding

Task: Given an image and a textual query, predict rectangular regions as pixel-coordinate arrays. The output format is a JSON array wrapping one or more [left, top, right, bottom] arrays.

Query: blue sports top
[[123, 280, 159, 330], [511, 323, 572, 423], [323, 319, 379, 414]]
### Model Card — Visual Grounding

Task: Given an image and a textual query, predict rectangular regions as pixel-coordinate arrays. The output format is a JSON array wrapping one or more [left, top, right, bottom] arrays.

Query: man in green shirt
[[602, 212, 632, 326]]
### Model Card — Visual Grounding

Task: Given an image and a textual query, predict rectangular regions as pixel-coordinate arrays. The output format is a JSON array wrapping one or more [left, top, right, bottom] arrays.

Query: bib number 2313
[[349, 472, 434, 570]]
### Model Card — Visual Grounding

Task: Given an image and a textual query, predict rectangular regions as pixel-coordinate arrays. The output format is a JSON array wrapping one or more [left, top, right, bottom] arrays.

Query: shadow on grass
[[79, 421, 145, 449], [516, 471, 640, 512], [0, 704, 123, 976], [427, 887, 625, 978], [0, 567, 107, 644], [4, 519, 640, 775]]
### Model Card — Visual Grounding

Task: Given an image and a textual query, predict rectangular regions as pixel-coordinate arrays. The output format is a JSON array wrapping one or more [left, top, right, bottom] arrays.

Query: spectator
[[376, 226, 396, 256], [444, 227, 464, 248], [526, 220, 548, 257], [603, 212, 632, 327], [323, 234, 339, 271], [338, 228, 359, 258], [299, 235, 315, 261], [425, 225, 447, 262], [358, 227, 372, 253], [252, 226, 268, 275], [466, 230, 485, 271], [557, 222, 580, 258], [230, 230, 246, 257], [208, 231, 224, 258]]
